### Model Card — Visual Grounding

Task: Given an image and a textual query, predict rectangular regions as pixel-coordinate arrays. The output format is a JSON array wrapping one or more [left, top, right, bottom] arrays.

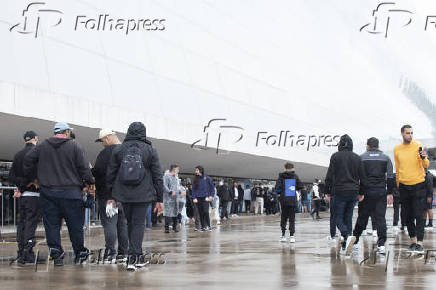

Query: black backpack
[[119, 144, 145, 185]]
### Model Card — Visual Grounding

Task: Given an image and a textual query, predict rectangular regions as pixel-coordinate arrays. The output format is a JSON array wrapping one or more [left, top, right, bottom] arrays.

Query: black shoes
[[74, 248, 90, 264], [53, 251, 65, 267]]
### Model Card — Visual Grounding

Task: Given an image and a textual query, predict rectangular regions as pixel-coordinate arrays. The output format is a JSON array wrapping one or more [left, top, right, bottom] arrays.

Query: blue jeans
[[334, 193, 357, 239], [146, 203, 152, 229]]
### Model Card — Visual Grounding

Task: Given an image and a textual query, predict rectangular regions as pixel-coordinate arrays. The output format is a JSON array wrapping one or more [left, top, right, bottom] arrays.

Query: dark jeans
[[353, 190, 387, 246], [399, 182, 427, 242], [197, 197, 210, 229], [123, 202, 148, 256], [40, 194, 86, 258], [335, 193, 357, 239], [16, 196, 40, 254], [244, 200, 251, 213], [98, 199, 128, 255], [329, 196, 336, 238], [281, 205, 296, 236], [165, 216, 177, 230], [146, 203, 152, 229]]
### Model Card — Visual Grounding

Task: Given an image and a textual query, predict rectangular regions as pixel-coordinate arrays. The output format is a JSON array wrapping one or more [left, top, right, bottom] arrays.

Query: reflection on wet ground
[[0, 208, 435, 289]]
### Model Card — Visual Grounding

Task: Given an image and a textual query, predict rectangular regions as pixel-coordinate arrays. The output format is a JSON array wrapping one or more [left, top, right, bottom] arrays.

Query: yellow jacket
[[394, 140, 429, 187]]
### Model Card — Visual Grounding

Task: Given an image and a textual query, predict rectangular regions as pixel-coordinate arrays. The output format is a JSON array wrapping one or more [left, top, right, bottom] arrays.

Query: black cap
[[23, 131, 37, 141]]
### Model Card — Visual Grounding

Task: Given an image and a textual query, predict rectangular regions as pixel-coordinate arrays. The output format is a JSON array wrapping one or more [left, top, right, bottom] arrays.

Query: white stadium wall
[[1, 0, 436, 180]]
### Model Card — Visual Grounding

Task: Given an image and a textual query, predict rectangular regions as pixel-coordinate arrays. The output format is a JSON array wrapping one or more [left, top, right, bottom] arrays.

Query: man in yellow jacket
[[394, 125, 430, 254]]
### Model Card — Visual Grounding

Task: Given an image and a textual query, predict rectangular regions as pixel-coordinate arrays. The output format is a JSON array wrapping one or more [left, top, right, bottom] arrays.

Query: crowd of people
[[5, 121, 435, 271]]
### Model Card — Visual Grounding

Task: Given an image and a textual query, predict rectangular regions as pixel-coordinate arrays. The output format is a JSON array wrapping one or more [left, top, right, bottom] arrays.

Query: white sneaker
[[289, 236, 296, 243], [377, 245, 386, 255], [345, 236, 357, 256], [217, 221, 221, 225], [372, 230, 378, 237], [352, 244, 359, 252], [280, 236, 287, 243]]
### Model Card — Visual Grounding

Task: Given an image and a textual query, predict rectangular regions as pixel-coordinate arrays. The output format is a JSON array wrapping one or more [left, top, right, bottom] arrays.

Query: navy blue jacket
[[192, 174, 214, 198]]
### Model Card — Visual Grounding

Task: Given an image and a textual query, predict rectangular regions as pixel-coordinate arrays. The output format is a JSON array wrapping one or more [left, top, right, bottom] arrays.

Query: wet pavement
[[0, 208, 435, 289]]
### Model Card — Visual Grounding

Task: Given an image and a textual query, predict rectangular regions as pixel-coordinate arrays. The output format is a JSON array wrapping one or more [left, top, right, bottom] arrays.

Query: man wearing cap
[[24, 122, 95, 266], [9, 131, 40, 265], [92, 129, 128, 263]]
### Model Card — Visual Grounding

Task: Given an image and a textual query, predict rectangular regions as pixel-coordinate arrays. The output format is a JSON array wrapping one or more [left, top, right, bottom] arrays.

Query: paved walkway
[[0, 209, 435, 289]]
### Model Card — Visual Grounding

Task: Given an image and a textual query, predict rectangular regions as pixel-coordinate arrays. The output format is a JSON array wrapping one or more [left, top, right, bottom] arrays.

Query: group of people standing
[[324, 125, 433, 255], [7, 121, 434, 273]]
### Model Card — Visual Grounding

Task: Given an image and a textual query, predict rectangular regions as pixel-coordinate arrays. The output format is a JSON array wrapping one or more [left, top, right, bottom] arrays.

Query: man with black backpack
[[106, 122, 163, 271]]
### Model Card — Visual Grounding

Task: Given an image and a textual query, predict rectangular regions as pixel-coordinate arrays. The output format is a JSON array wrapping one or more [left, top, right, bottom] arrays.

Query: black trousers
[[352, 191, 387, 246], [165, 216, 177, 230], [16, 196, 40, 255], [40, 194, 85, 258], [123, 202, 148, 256], [329, 196, 336, 238], [220, 200, 230, 219], [244, 200, 251, 212], [311, 198, 320, 217], [399, 182, 427, 242], [197, 197, 210, 229], [393, 195, 405, 227], [193, 202, 201, 229], [281, 205, 296, 236]]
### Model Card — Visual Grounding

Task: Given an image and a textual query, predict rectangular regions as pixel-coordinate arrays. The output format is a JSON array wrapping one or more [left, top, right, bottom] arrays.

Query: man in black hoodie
[[325, 134, 363, 254], [23, 122, 95, 266], [218, 181, 232, 220], [92, 129, 128, 263], [275, 162, 303, 243], [106, 122, 163, 271], [9, 131, 40, 264]]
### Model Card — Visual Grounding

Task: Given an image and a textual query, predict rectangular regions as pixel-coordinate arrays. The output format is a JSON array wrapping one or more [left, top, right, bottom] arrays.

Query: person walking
[[218, 181, 232, 220], [24, 123, 95, 266], [92, 128, 128, 263], [9, 131, 40, 265], [325, 134, 362, 255], [394, 125, 430, 254], [243, 185, 252, 213], [106, 122, 163, 271], [351, 137, 394, 255], [311, 179, 322, 220]]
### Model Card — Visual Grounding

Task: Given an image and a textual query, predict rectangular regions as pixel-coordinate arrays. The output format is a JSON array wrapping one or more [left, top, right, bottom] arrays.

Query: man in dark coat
[[106, 122, 163, 271]]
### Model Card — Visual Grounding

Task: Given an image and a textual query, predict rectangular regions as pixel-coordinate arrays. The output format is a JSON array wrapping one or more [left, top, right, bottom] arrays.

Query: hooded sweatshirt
[[106, 122, 163, 203], [274, 170, 303, 206], [23, 136, 94, 199], [325, 134, 362, 196]]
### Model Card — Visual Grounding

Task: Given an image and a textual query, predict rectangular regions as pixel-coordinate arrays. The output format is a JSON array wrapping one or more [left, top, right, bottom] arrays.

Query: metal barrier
[[0, 186, 101, 235]]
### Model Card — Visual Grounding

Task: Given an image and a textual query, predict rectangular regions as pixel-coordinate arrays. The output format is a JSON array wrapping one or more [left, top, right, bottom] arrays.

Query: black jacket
[[274, 170, 303, 206], [325, 135, 362, 196], [23, 137, 94, 190], [237, 186, 244, 201], [92, 144, 118, 200], [360, 148, 394, 195], [106, 122, 163, 203], [217, 184, 232, 202], [9, 143, 38, 193]]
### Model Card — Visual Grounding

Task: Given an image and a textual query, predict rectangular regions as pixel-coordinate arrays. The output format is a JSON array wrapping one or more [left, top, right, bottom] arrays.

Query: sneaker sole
[[345, 236, 356, 256]]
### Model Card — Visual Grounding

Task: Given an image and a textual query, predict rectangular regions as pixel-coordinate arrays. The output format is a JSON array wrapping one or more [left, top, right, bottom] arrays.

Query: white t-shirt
[[234, 187, 238, 199]]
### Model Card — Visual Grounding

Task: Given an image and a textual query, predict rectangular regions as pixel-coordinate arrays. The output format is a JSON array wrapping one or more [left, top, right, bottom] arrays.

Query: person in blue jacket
[[191, 166, 214, 231]]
